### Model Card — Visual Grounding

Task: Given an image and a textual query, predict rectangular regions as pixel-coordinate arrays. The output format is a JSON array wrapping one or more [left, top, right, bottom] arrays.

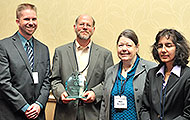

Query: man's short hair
[[16, 3, 37, 19]]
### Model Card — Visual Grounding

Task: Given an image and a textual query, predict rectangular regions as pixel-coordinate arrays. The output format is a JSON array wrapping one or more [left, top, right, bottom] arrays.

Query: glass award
[[66, 71, 87, 98]]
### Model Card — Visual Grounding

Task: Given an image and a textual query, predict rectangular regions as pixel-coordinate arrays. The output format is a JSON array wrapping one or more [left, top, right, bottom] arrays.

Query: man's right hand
[[60, 92, 76, 104]]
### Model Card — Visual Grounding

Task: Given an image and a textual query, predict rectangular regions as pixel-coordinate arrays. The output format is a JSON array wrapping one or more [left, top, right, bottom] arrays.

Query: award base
[[66, 96, 86, 98]]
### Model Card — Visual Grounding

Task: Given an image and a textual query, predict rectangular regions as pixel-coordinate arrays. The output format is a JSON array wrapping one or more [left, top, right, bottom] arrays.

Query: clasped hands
[[60, 91, 95, 104], [25, 103, 41, 119]]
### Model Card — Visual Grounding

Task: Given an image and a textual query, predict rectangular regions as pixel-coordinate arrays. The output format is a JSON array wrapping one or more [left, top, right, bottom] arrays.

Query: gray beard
[[77, 33, 91, 40], [75, 28, 92, 40]]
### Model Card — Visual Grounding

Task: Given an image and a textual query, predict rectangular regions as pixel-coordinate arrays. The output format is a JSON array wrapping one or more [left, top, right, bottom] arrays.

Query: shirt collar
[[118, 55, 140, 80], [156, 65, 181, 77], [75, 40, 91, 50], [18, 32, 33, 47]]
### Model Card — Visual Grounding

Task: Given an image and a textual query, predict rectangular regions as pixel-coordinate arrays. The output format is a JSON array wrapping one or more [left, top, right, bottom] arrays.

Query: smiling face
[[16, 9, 37, 40], [74, 15, 95, 41], [157, 36, 176, 65], [117, 36, 138, 62]]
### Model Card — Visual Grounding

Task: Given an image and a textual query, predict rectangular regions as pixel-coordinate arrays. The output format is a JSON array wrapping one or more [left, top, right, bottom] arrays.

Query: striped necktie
[[25, 41, 34, 70]]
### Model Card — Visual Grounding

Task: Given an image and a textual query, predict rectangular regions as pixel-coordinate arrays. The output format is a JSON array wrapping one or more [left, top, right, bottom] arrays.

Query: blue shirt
[[17, 32, 43, 112], [18, 32, 33, 51], [110, 56, 139, 120]]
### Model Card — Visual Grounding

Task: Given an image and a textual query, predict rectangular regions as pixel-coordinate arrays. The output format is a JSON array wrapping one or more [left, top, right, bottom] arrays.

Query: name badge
[[114, 96, 127, 109], [32, 72, 39, 84]]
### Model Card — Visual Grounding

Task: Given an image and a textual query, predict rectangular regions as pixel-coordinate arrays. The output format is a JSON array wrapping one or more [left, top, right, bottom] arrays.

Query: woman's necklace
[[122, 67, 129, 78]]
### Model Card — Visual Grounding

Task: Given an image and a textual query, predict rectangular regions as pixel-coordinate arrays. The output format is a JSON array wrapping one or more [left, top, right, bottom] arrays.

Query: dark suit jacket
[[51, 41, 114, 120], [100, 58, 156, 120], [140, 65, 190, 120], [0, 32, 51, 120]]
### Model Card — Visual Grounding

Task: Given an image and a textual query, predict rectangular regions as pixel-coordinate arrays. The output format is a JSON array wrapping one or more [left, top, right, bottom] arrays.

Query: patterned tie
[[25, 41, 34, 70]]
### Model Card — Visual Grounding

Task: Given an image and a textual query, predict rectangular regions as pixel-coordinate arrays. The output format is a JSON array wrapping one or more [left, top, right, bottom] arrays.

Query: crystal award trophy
[[66, 71, 87, 98]]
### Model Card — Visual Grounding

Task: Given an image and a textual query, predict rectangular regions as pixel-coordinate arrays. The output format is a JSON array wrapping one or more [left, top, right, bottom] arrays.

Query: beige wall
[[1, 0, 190, 64], [1, 0, 190, 119]]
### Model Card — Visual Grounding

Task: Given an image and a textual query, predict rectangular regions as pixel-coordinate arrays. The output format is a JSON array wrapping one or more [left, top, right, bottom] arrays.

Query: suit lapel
[[33, 39, 39, 71], [154, 73, 179, 102], [109, 64, 119, 93], [12, 33, 33, 76], [106, 64, 119, 109], [134, 59, 145, 78], [66, 43, 77, 72], [165, 73, 179, 93], [86, 43, 98, 83], [155, 75, 163, 97]]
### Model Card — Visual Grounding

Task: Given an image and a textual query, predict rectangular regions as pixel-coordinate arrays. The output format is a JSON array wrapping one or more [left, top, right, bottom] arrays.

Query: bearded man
[[51, 14, 114, 120]]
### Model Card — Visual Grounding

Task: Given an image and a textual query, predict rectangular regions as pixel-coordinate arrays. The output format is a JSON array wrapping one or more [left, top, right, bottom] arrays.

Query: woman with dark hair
[[140, 29, 190, 120], [100, 29, 156, 120]]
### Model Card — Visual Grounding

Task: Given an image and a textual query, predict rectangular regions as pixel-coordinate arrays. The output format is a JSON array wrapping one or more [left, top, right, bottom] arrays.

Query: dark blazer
[[100, 58, 156, 120], [0, 32, 51, 120], [51, 42, 114, 120], [140, 65, 190, 120]]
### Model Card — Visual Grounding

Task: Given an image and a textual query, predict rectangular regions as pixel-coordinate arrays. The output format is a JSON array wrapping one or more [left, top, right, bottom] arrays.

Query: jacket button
[[73, 103, 77, 107], [135, 88, 138, 91]]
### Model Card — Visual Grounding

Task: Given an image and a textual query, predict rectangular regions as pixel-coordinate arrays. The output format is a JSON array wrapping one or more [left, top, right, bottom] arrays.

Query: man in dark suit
[[51, 14, 114, 120], [0, 3, 51, 120]]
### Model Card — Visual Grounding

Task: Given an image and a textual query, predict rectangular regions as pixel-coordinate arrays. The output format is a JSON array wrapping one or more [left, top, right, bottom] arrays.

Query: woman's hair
[[152, 28, 190, 66], [116, 29, 138, 45]]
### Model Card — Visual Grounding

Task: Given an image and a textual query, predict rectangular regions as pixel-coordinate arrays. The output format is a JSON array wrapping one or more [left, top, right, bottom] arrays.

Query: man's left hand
[[25, 103, 41, 119], [81, 91, 96, 103]]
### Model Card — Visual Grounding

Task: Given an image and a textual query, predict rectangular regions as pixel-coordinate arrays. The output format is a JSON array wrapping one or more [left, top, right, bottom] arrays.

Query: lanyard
[[72, 41, 92, 73], [116, 76, 127, 96], [160, 74, 170, 120]]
